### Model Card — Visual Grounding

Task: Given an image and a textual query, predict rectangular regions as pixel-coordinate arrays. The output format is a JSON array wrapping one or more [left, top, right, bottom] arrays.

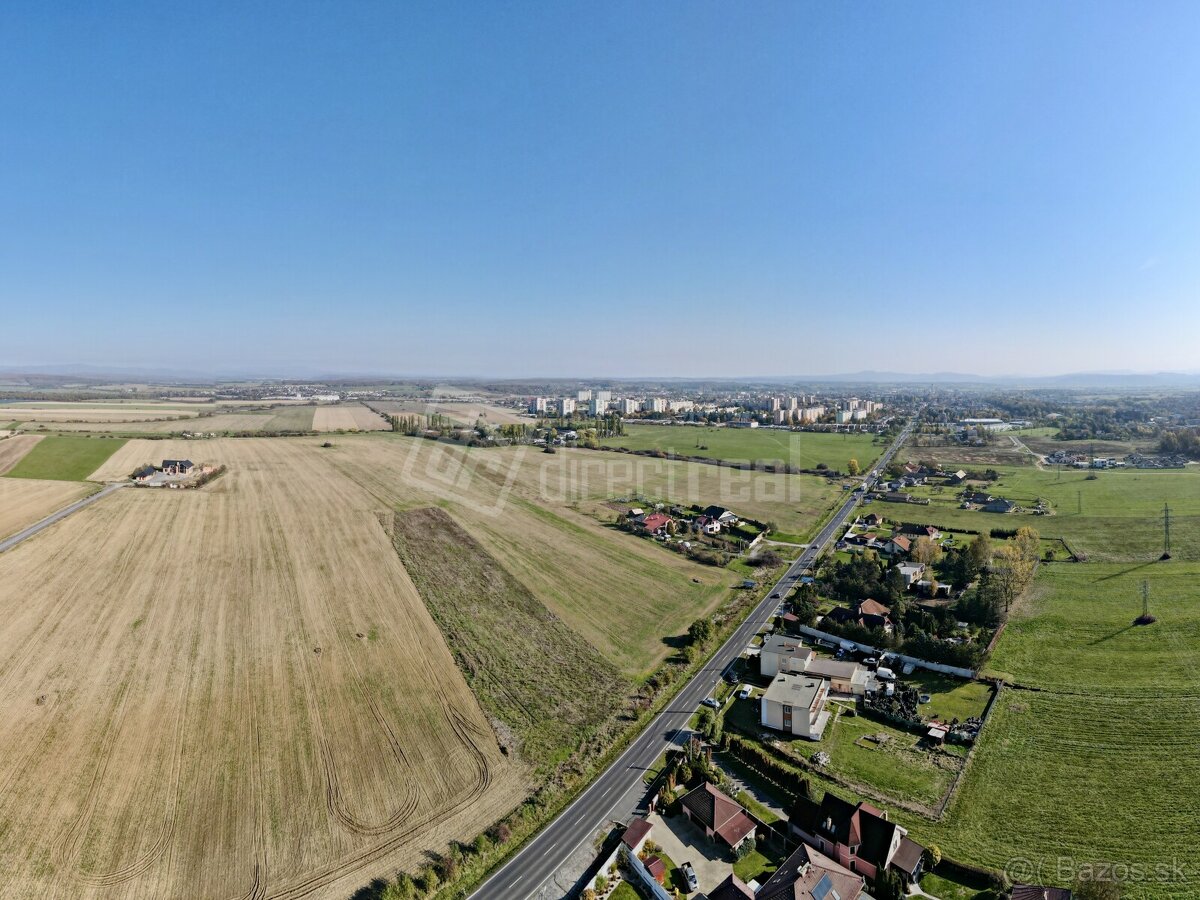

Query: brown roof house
[[679, 782, 757, 851], [789, 792, 926, 884], [756, 841, 865, 900], [709, 874, 756, 900]]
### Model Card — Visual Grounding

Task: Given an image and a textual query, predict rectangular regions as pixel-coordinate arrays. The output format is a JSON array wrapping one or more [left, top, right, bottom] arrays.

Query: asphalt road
[[0, 481, 127, 554], [470, 421, 914, 900]]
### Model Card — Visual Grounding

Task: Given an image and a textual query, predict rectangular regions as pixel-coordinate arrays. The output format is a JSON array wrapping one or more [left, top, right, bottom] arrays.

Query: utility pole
[[1162, 502, 1172, 560]]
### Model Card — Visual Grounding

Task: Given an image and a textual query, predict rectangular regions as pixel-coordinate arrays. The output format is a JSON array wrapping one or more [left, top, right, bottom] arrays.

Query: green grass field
[[3, 435, 126, 481], [891, 562, 1200, 899], [901, 464, 1200, 561], [390, 506, 624, 774], [262, 405, 317, 432], [600, 425, 884, 473]]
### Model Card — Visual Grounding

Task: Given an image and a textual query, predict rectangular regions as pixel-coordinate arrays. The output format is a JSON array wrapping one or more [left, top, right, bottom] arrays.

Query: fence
[[792, 624, 976, 679], [620, 846, 673, 900]]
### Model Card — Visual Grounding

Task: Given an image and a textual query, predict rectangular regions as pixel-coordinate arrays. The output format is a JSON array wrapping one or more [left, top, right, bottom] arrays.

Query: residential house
[[805, 658, 870, 696], [694, 515, 722, 535], [898, 523, 941, 540], [881, 491, 912, 504], [756, 842, 864, 900], [825, 598, 892, 634], [679, 782, 757, 851], [895, 562, 926, 588], [639, 512, 673, 535], [961, 490, 993, 505], [947, 470, 969, 484], [789, 793, 926, 884], [702, 505, 740, 526], [132, 465, 157, 482], [984, 497, 1017, 514], [760, 674, 831, 740], [709, 875, 756, 900], [883, 535, 911, 556], [759, 635, 815, 677], [161, 459, 194, 475], [862, 512, 885, 528]]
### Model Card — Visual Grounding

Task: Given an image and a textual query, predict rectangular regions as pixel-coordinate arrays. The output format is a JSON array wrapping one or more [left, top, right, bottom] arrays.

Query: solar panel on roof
[[811, 873, 841, 900]]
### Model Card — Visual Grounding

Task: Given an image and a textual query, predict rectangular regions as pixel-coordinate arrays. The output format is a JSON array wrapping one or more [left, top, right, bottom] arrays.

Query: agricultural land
[[599, 423, 884, 473], [0, 431, 838, 898]]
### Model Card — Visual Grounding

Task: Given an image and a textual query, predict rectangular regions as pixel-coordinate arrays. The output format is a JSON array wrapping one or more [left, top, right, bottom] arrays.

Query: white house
[[761, 674, 831, 740], [896, 562, 925, 588]]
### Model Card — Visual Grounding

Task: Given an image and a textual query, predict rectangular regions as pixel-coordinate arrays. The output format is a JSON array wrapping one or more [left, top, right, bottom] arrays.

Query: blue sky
[[3, 2, 1199, 378]]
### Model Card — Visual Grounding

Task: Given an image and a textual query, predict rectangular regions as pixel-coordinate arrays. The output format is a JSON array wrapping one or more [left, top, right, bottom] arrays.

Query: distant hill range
[[3, 364, 1200, 391]]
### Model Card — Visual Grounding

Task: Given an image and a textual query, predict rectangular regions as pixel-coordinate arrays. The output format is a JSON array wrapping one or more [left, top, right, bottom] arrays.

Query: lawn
[[781, 707, 962, 810], [733, 845, 780, 883], [608, 883, 641, 900], [903, 673, 993, 723], [919, 870, 997, 900], [600, 424, 884, 473], [3, 435, 126, 481]]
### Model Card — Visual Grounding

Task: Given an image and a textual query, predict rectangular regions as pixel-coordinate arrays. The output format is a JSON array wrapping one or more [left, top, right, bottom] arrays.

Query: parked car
[[701, 697, 721, 709], [737, 685, 752, 700], [682, 861, 699, 892]]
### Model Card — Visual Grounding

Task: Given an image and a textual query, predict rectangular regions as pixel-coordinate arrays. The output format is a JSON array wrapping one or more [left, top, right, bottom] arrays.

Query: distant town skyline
[[4, 2, 1200, 377]]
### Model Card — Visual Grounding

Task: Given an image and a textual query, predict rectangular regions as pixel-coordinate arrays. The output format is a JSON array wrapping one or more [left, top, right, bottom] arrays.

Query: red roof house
[[680, 782, 756, 850]]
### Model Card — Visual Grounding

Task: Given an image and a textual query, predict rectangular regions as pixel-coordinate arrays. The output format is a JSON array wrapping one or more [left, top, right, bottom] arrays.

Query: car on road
[[681, 861, 699, 892], [700, 697, 721, 709]]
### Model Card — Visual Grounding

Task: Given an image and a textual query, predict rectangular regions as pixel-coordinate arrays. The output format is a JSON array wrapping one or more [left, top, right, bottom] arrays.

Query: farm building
[[760, 673, 830, 740], [132, 465, 157, 482], [679, 782, 757, 850], [984, 497, 1017, 513]]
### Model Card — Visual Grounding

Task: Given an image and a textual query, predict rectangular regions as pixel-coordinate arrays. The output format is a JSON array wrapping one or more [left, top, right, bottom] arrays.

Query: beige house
[[760, 674, 830, 740], [806, 658, 871, 696], [759, 635, 815, 677], [760, 635, 870, 696]]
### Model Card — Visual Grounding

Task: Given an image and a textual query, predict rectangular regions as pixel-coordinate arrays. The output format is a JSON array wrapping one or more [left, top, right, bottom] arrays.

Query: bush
[[734, 837, 756, 860]]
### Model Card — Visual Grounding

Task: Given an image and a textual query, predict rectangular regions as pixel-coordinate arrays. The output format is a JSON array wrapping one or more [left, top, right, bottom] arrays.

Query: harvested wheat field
[[0, 478, 94, 539], [0, 405, 204, 423], [0, 439, 527, 900], [93, 436, 733, 675], [312, 404, 390, 432], [0, 435, 44, 474]]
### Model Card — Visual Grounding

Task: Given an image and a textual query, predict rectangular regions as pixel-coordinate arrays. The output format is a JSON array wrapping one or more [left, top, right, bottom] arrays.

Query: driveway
[[646, 811, 734, 894]]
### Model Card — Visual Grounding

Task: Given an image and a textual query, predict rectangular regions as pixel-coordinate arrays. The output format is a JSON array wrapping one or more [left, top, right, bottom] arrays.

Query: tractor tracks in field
[[55, 674, 189, 889]]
